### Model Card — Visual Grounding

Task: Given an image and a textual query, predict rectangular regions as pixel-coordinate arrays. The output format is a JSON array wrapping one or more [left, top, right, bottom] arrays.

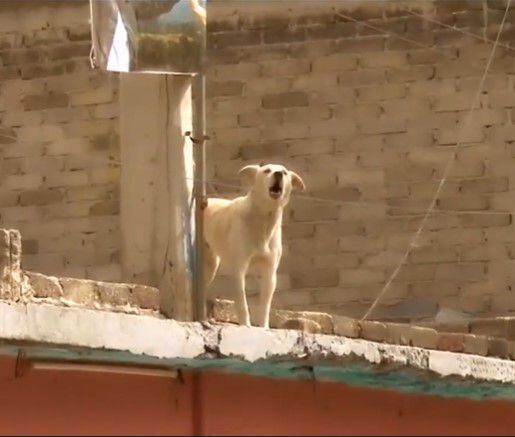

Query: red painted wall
[[0, 356, 514, 436]]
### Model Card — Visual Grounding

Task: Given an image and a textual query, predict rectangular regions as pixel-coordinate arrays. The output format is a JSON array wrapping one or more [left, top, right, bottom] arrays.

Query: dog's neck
[[242, 191, 284, 239], [244, 189, 285, 218]]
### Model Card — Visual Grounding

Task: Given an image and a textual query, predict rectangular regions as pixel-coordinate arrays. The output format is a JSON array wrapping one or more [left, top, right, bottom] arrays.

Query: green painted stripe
[[1, 343, 515, 401]]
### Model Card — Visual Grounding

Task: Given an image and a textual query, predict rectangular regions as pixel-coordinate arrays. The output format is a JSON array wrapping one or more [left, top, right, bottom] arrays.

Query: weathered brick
[[357, 84, 406, 101], [292, 201, 339, 222], [262, 26, 306, 44], [340, 269, 384, 286], [130, 285, 159, 310], [17, 125, 64, 142], [59, 278, 98, 305], [384, 323, 411, 345], [210, 30, 261, 48], [207, 80, 244, 98], [44, 171, 88, 188], [291, 269, 339, 288], [97, 282, 130, 306], [434, 92, 481, 112], [89, 200, 119, 216], [335, 36, 385, 53], [360, 117, 406, 134], [463, 334, 489, 356], [488, 337, 510, 358], [312, 54, 358, 73], [470, 318, 507, 337], [20, 62, 65, 80], [23, 29, 67, 47], [436, 126, 485, 145], [262, 91, 308, 109], [70, 87, 113, 106], [271, 309, 333, 334], [280, 318, 322, 333], [359, 321, 388, 342], [291, 73, 339, 91], [26, 271, 63, 298], [1, 48, 41, 65], [19, 189, 63, 206], [406, 326, 439, 349], [387, 65, 435, 83], [93, 103, 118, 119], [360, 51, 407, 68], [260, 59, 310, 77], [23, 93, 68, 111], [437, 333, 465, 352], [333, 315, 360, 337], [213, 62, 260, 80], [339, 69, 386, 87], [306, 22, 356, 40], [238, 110, 284, 128], [46, 42, 91, 60]]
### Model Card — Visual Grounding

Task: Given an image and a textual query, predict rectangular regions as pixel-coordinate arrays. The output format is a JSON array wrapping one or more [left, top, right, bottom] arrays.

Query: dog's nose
[[273, 171, 283, 179]]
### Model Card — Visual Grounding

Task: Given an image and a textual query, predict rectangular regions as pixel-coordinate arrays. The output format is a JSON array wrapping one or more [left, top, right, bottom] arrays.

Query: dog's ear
[[290, 171, 306, 191], [238, 165, 260, 186]]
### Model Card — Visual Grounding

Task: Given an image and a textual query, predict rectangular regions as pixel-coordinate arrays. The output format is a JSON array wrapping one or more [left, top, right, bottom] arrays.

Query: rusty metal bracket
[[15, 350, 30, 379], [185, 131, 210, 145]]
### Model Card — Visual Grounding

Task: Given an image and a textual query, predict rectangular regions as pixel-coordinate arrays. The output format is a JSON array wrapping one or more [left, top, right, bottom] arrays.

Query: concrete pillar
[[119, 74, 194, 321]]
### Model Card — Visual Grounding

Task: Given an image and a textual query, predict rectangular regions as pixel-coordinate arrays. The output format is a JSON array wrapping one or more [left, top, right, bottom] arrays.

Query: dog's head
[[238, 163, 305, 207]]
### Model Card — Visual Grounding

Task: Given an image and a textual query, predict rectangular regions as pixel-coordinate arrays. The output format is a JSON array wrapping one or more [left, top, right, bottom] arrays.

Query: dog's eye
[[264, 168, 271, 174]]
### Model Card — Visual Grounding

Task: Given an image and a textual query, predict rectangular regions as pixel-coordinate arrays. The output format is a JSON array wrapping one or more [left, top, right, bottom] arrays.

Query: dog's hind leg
[[203, 243, 219, 287], [256, 264, 277, 329]]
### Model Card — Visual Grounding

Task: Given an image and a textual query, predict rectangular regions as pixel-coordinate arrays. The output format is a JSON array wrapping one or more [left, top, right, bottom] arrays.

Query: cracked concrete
[[1, 300, 515, 388]]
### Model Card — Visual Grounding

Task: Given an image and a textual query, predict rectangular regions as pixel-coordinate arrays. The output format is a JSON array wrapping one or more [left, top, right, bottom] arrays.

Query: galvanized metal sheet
[[90, 0, 206, 74]]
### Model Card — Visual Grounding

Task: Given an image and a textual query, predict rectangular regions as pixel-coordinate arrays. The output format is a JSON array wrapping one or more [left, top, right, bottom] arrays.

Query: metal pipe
[[192, 73, 207, 322], [29, 361, 178, 378]]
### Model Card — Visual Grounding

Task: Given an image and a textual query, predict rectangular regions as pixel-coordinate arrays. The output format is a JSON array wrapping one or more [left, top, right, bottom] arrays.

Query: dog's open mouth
[[269, 182, 282, 199]]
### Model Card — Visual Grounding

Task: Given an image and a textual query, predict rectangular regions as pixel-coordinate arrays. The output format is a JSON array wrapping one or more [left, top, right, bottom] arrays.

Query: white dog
[[203, 163, 305, 328]]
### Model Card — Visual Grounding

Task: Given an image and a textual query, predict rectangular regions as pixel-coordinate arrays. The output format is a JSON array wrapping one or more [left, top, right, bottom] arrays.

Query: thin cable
[[93, 157, 511, 216], [88, 0, 96, 69], [6, 149, 512, 217], [361, 0, 512, 321], [334, 11, 504, 75], [1, 148, 510, 216], [336, 11, 442, 52], [404, 8, 515, 53]]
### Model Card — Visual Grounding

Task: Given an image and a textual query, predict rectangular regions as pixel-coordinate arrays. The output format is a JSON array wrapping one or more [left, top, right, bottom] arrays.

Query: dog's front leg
[[232, 271, 251, 326], [256, 265, 277, 329]]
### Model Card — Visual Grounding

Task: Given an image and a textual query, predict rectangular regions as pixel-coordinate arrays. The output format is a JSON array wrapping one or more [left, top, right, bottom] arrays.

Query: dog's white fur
[[203, 163, 305, 328]]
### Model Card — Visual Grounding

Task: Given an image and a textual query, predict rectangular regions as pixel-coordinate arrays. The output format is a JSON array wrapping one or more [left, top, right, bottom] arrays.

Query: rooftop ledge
[[3, 228, 515, 401], [3, 300, 515, 402]]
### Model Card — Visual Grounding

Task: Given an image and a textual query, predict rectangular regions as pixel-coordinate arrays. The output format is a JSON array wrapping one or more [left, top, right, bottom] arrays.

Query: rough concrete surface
[[2, 299, 515, 388]]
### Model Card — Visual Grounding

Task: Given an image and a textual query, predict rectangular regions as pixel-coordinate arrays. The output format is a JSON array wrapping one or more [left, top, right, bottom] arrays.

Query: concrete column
[[119, 73, 194, 321]]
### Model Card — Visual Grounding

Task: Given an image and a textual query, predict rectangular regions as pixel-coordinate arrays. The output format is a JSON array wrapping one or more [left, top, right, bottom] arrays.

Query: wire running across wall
[[359, 0, 513, 321], [334, 10, 508, 76], [403, 7, 515, 53]]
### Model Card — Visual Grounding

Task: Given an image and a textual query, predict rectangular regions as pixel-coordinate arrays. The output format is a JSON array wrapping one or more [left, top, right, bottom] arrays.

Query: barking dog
[[203, 164, 305, 327]]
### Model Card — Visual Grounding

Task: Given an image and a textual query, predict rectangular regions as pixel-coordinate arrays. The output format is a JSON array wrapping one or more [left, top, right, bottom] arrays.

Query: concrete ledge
[[209, 299, 515, 361], [2, 300, 515, 393], [23, 271, 160, 315], [0, 229, 21, 302]]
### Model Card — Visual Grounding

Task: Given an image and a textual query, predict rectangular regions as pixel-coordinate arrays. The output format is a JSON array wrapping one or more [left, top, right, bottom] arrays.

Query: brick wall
[[3, 0, 515, 322], [0, 1, 120, 281], [205, 0, 515, 321]]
